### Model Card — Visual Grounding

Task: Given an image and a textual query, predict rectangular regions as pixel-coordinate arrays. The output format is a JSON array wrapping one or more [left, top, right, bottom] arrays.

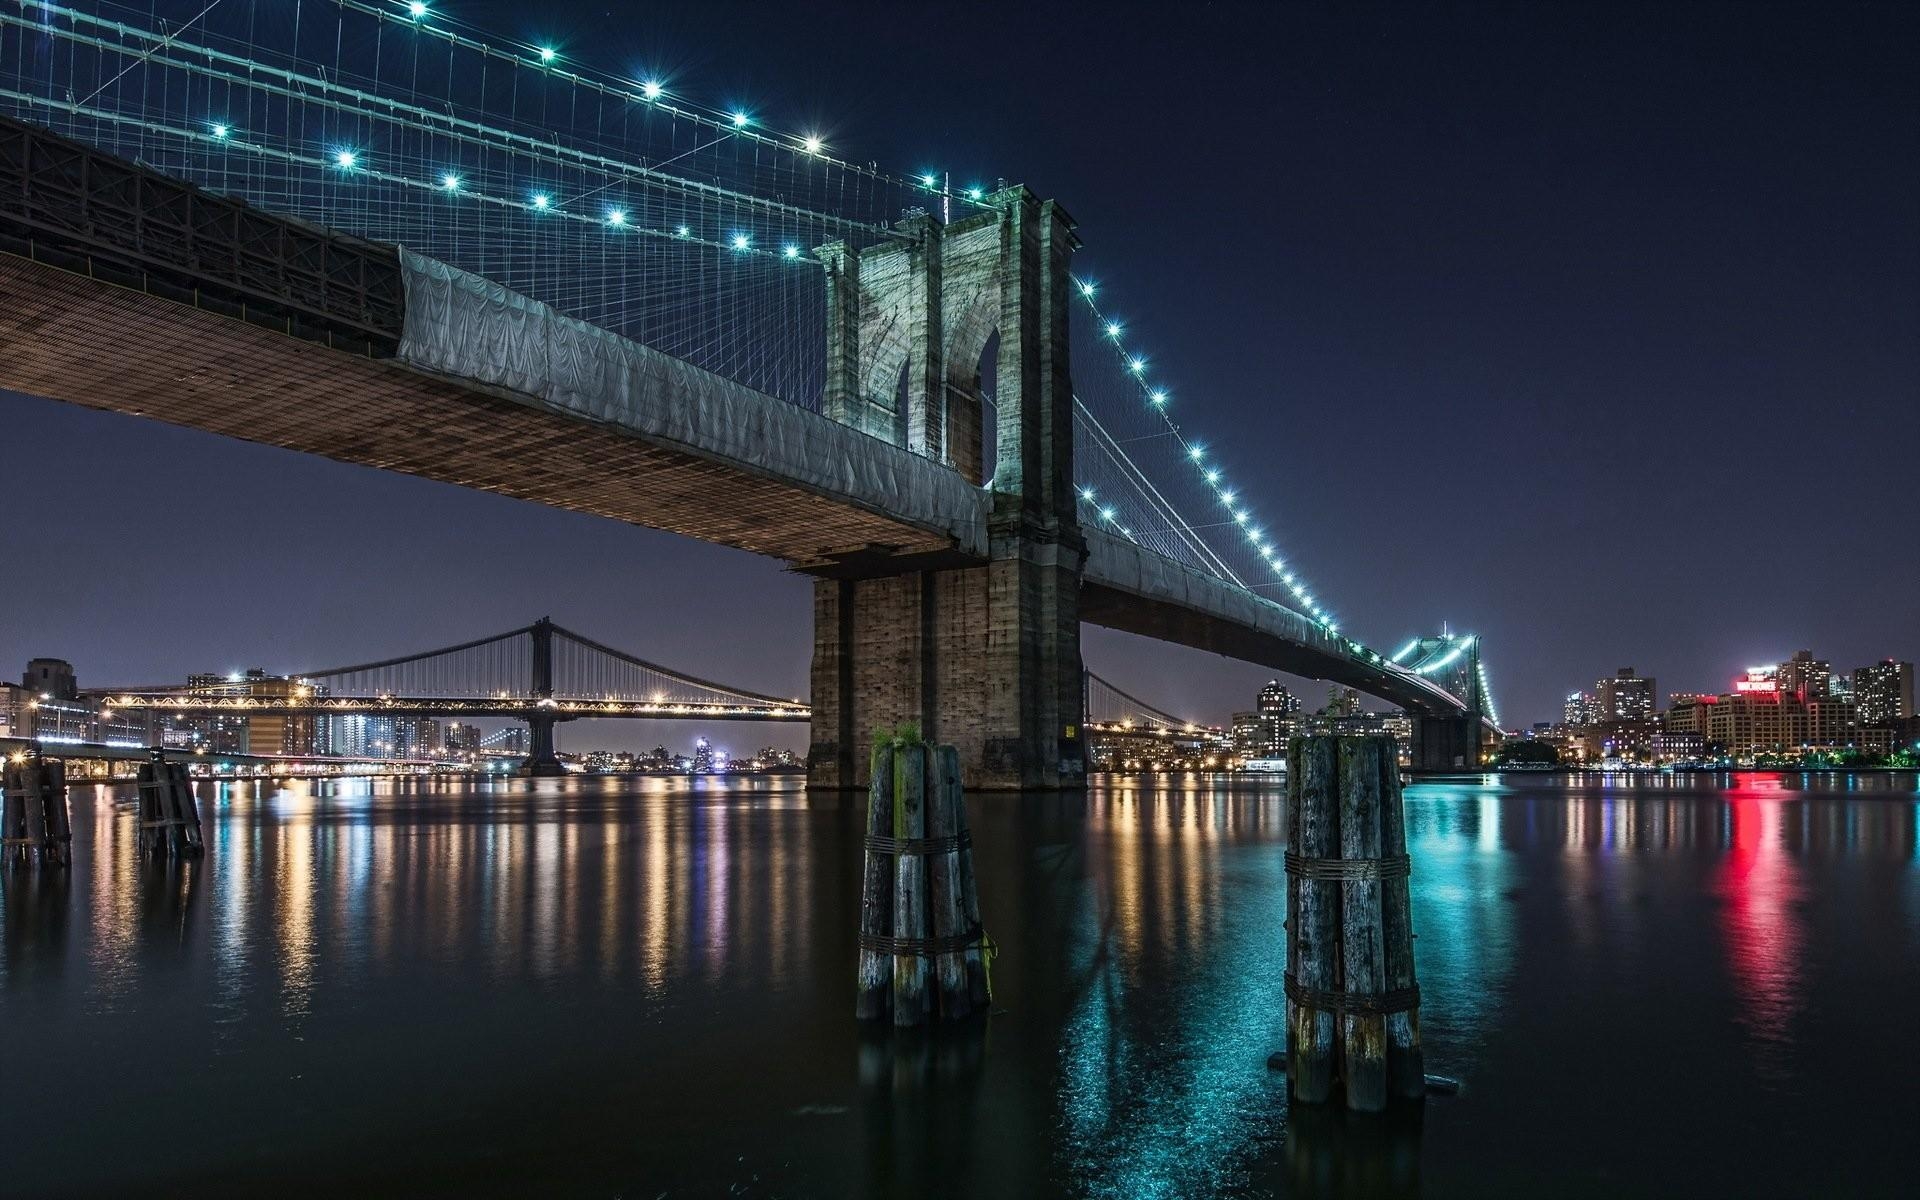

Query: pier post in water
[[1338, 738, 1390, 1112], [1, 754, 71, 870], [926, 745, 973, 1020], [855, 743, 896, 1020], [855, 737, 992, 1026], [135, 753, 205, 860], [1285, 734, 1424, 1112], [891, 742, 931, 1027], [1376, 746, 1426, 1100], [1286, 737, 1341, 1103]]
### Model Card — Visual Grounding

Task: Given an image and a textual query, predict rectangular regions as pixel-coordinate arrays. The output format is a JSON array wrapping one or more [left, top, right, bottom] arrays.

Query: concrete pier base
[[1410, 715, 1481, 772], [806, 536, 1086, 792], [520, 713, 567, 777]]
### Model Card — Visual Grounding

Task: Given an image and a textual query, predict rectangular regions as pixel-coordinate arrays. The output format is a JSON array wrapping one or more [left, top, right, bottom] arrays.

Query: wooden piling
[[42, 760, 71, 868], [1285, 734, 1426, 1110], [1287, 736, 1341, 1104], [2, 763, 28, 869], [926, 745, 972, 1020], [1, 758, 71, 870], [135, 755, 204, 860], [855, 743, 896, 1021], [855, 739, 993, 1026], [170, 763, 204, 856], [1377, 749, 1426, 1101], [1338, 738, 1389, 1113], [949, 747, 992, 1012], [891, 743, 931, 1027]]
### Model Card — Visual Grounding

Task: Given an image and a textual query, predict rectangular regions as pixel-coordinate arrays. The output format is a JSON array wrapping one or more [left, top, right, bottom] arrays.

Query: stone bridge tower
[[806, 187, 1086, 790]]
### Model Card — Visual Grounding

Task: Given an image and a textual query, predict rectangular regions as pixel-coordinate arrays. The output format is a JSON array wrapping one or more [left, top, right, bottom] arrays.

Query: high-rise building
[[1776, 651, 1832, 702], [1230, 711, 1263, 758], [1853, 660, 1915, 727], [1563, 691, 1599, 728], [1254, 681, 1298, 756], [1596, 668, 1655, 722], [444, 722, 481, 753], [692, 736, 715, 773]]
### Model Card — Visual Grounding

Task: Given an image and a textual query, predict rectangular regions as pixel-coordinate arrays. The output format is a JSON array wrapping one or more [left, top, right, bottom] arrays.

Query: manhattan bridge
[[0, 0, 1499, 783]]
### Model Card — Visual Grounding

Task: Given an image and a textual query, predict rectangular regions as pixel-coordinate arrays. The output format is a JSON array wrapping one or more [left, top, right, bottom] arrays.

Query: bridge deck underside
[[0, 253, 962, 564]]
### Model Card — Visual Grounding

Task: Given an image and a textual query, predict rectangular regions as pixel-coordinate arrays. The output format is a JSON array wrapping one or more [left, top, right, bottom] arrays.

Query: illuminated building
[[444, 722, 481, 753], [1647, 727, 1706, 763], [1563, 691, 1596, 727], [1597, 668, 1655, 722], [692, 735, 715, 773], [1667, 669, 1883, 759], [1852, 660, 1915, 727], [1231, 711, 1262, 757], [328, 715, 439, 758], [7, 659, 153, 746], [1775, 650, 1832, 701], [1254, 680, 1299, 757]]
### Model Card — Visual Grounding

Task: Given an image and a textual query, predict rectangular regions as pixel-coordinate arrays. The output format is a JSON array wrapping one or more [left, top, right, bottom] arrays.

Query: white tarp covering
[[392, 250, 988, 555], [1081, 526, 1328, 645]]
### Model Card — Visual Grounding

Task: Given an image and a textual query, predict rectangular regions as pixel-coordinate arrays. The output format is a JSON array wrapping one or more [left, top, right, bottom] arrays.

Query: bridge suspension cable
[[0, 0, 995, 410], [283, 618, 801, 711], [1084, 670, 1201, 732], [1066, 277, 1343, 635]]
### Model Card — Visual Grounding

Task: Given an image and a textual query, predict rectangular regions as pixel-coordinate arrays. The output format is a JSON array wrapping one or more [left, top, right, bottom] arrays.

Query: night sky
[[3, 1, 1916, 751]]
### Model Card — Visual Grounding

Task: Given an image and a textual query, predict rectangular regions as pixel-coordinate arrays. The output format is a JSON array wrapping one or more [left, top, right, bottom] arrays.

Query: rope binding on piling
[[1284, 974, 1422, 1016], [863, 831, 971, 857], [1283, 851, 1410, 881]]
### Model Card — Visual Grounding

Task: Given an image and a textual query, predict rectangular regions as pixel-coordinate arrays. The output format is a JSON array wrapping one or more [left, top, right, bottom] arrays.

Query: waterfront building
[[1853, 660, 1915, 727], [444, 722, 481, 753], [1254, 681, 1299, 757], [1648, 727, 1706, 763], [692, 736, 715, 773], [7, 659, 152, 746], [1230, 711, 1262, 758]]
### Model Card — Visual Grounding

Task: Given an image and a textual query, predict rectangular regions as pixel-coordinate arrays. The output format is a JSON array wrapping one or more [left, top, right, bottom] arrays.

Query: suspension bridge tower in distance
[[806, 188, 1087, 791]]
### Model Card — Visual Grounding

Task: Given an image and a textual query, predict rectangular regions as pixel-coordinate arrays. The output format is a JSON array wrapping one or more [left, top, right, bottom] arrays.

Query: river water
[[2, 771, 1917, 1198]]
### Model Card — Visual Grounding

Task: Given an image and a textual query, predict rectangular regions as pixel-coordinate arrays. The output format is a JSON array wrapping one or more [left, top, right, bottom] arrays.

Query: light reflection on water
[[0, 770, 1917, 1197]]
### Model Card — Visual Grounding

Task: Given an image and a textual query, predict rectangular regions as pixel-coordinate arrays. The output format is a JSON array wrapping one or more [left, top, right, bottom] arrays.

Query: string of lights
[[1069, 275, 1340, 634]]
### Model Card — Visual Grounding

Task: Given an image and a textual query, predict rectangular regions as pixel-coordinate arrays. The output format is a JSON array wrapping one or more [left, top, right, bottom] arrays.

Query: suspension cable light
[[1070, 275, 1346, 634]]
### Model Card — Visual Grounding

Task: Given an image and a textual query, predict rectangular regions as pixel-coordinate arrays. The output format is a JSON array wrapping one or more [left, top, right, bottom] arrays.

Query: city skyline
[[3, 0, 1916, 741]]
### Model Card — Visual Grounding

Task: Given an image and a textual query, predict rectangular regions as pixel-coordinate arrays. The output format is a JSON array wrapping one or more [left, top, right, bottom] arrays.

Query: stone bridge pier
[[1410, 716, 1483, 772], [805, 188, 1087, 791]]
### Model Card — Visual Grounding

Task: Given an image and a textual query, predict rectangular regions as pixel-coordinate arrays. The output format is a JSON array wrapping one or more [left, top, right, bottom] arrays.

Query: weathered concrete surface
[[1080, 527, 1472, 719]]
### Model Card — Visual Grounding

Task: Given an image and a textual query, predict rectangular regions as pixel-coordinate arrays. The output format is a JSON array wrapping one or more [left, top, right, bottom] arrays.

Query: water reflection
[[0, 770, 1916, 1197]]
